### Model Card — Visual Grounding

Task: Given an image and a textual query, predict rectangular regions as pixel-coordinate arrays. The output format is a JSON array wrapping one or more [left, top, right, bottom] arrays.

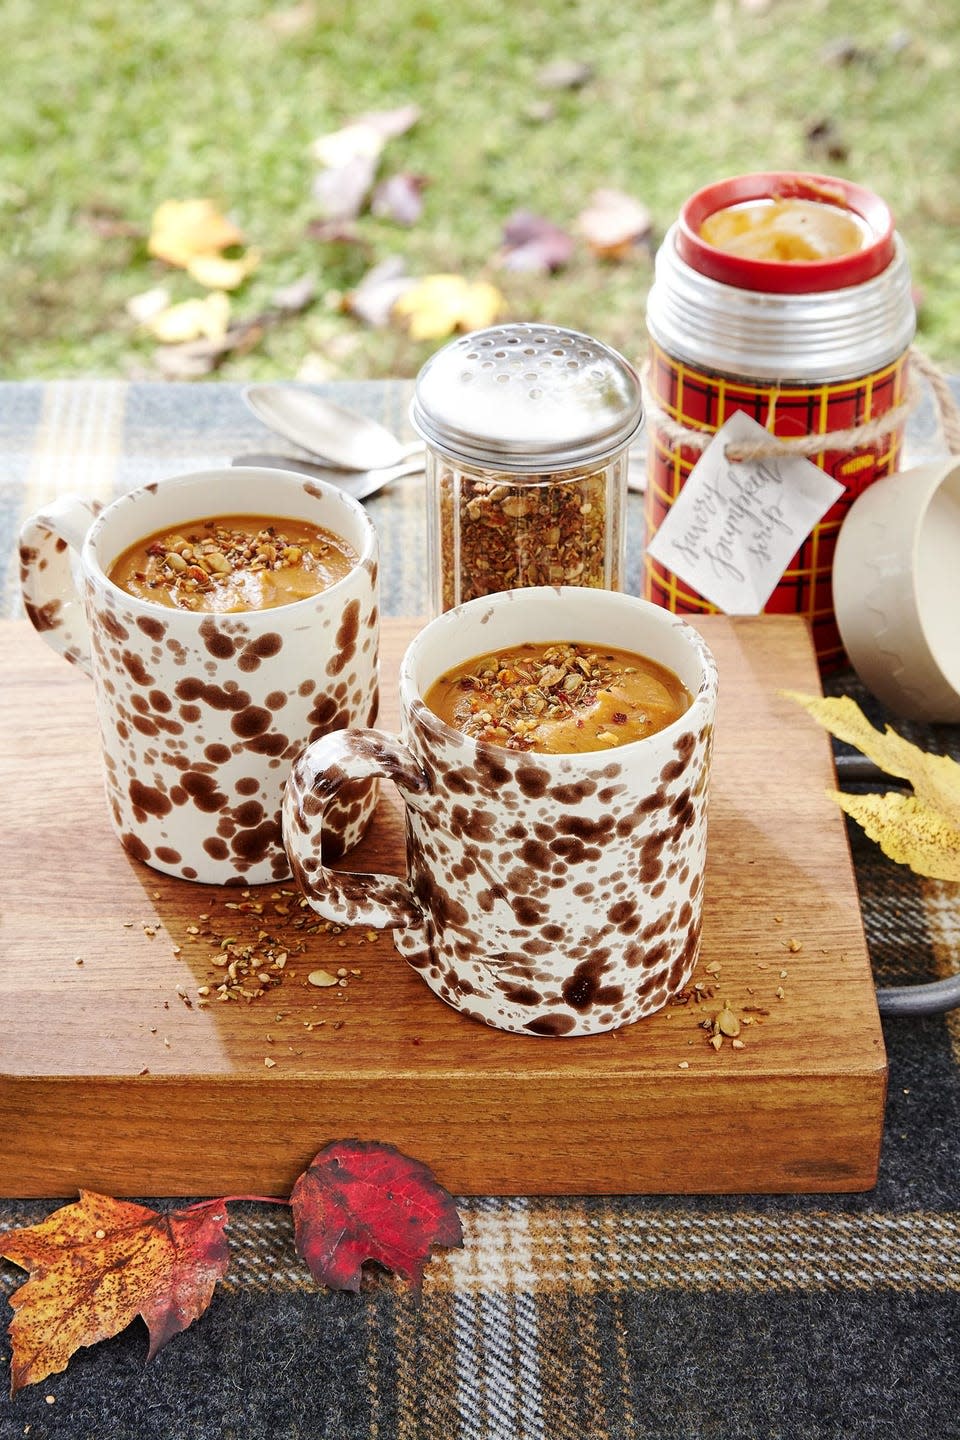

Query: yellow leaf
[[784, 692, 960, 830], [832, 791, 960, 882], [392, 274, 505, 342], [785, 690, 960, 881], [392, 275, 464, 340], [186, 247, 261, 290], [145, 292, 230, 344], [147, 199, 244, 268], [457, 279, 507, 333]]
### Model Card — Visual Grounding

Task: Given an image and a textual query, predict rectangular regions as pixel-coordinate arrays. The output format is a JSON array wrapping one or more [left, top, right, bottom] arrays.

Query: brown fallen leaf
[[577, 187, 653, 259], [392, 273, 505, 341], [497, 209, 574, 273], [820, 35, 871, 66], [371, 172, 428, 226], [312, 153, 379, 223], [2, 1192, 229, 1395], [305, 218, 371, 248], [150, 307, 281, 378], [271, 275, 318, 313], [344, 256, 415, 328], [804, 117, 850, 164], [263, 0, 317, 36], [152, 341, 224, 380], [76, 205, 143, 240], [310, 106, 422, 222], [310, 106, 421, 167], [536, 57, 594, 90], [786, 691, 960, 880]]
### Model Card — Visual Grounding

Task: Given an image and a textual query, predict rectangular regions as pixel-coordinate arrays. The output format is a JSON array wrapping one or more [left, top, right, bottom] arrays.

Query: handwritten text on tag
[[645, 410, 845, 615]]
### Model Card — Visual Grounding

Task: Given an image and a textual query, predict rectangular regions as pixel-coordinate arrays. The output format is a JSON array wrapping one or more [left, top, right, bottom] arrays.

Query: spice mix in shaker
[[410, 323, 643, 614], [643, 171, 916, 667]]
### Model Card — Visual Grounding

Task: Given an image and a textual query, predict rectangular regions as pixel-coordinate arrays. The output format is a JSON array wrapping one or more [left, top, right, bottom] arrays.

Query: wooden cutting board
[[0, 615, 886, 1198]]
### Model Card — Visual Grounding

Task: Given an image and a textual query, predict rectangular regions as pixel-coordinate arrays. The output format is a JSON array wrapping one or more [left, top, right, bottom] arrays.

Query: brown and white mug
[[19, 466, 380, 885], [284, 586, 718, 1036]]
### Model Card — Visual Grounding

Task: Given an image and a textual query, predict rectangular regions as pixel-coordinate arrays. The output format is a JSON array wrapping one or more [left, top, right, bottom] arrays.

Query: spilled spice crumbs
[[170, 888, 380, 1006], [672, 914, 808, 1058]]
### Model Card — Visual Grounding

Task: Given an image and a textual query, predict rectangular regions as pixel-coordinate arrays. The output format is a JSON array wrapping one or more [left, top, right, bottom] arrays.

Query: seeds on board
[[307, 969, 340, 988]]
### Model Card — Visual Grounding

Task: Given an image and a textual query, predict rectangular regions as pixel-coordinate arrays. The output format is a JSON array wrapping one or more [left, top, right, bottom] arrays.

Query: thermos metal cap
[[646, 227, 915, 383], [411, 323, 643, 473]]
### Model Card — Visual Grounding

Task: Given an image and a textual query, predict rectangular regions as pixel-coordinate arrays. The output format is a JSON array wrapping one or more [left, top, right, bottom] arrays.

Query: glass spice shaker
[[410, 323, 643, 613]]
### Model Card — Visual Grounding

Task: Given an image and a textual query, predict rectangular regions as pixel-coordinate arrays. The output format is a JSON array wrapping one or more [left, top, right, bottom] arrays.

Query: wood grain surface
[[0, 615, 886, 1197]]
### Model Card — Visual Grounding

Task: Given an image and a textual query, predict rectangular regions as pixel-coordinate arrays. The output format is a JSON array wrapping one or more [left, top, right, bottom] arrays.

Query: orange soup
[[700, 197, 867, 262], [425, 641, 691, 754], [109, 514, 357, 613]]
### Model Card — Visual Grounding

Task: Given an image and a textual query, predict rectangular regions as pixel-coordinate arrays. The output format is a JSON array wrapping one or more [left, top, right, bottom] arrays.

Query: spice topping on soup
[[109, 514, 357, 612], [424, 641, 691, 754]]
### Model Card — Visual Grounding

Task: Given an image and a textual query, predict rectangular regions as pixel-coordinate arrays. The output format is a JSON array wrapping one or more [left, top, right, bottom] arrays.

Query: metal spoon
[[243, 383, 649, 492], [243, 384, 424, 471], [231, 451, 424, 502]]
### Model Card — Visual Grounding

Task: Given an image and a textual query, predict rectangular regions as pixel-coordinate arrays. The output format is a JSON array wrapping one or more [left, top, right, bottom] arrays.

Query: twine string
[[641, 345, 960, 462], [907, 347, 960, 454]]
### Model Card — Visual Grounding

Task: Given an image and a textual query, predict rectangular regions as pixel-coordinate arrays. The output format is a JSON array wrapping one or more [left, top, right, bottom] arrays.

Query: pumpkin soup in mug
[[424, 641, 690, 753], [109, 514, 357, 613]]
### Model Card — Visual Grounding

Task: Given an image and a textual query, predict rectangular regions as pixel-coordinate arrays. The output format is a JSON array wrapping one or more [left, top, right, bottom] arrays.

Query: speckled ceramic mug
[[19, 466, 380, 885], [284, 587, 718, 1036]]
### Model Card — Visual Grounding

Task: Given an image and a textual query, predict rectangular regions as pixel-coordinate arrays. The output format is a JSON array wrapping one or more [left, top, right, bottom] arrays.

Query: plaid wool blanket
[[0, 379, 958, 1440]]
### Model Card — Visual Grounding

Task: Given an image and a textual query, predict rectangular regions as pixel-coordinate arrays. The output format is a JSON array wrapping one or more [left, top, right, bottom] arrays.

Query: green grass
[[3, 0, 959, 380]]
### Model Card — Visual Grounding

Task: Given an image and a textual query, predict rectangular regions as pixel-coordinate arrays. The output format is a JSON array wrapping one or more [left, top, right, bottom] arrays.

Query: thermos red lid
[[676, 171, 896, 294]]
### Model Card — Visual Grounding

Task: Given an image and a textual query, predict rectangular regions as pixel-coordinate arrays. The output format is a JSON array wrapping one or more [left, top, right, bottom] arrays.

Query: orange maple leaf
[[2, 1191, 229, 1395]]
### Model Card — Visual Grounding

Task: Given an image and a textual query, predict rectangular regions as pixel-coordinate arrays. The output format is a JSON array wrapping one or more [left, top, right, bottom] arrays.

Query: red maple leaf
[[2, 1141, 461, 1392], [2, 1192, 230, 1395], [290, 1140, 463, 1291]]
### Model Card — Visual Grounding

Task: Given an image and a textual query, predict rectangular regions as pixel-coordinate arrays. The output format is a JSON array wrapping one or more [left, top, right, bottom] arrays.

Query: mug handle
[[283, 728, 429, 930], [19, 494, 102, 675]]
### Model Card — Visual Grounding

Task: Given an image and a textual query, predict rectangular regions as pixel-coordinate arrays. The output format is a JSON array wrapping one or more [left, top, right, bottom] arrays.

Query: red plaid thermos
[[643, 172, 916, 667]]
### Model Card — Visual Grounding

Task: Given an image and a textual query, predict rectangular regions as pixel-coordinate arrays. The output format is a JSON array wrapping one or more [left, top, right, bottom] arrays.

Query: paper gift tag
[[646, 410, 845, 614]]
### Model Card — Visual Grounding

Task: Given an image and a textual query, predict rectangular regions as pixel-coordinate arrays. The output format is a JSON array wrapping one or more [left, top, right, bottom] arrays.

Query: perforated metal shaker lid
[[410, 323, 643, 473]]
